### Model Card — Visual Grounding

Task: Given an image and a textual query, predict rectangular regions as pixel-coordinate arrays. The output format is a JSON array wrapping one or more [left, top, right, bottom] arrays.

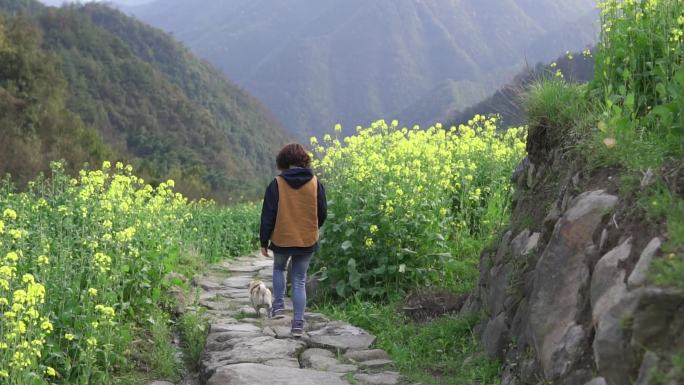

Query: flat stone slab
[[263, 358, 301, 368], [193, 277, 223, 290], [344, 349, 391, 362], [223, 276, 254, 289], [207, 363, 350, 385], [304, 321, 376, 351], [359, 359, 394, 369], [213, 336, 306, 365], [355, 372, 401, 385], [211, 323, 261, 334], [226, 264, 268, 273]]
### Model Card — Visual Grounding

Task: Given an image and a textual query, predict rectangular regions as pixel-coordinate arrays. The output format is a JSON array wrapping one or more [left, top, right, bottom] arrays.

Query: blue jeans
[[273, 253, 312, 322]]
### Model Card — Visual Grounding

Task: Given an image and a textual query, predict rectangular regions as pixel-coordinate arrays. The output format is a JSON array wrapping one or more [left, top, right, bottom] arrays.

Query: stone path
[[192, 252, 405, 385]]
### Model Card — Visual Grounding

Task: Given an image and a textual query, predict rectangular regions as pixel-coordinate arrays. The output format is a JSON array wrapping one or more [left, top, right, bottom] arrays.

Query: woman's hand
[[261, 247, 269, 257]]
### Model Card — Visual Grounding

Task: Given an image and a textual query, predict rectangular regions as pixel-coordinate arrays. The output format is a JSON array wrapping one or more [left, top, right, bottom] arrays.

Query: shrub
[[310, 119, 526, 299]]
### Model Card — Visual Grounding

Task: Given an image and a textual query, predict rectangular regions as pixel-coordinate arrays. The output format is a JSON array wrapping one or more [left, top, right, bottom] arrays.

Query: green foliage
[[145, 310, 180, 382], [591, 0, 684, 169], [178, 309, 208, 372], [311, 119, 526, 299], [184, 202, 260, 264], [0, 162, 257, 384], [317, 298, 501, 385], [587, 0, 684, 289], [0, 1, 289, 201], [646, 183, 684, 292], [0, 13, 111, 187]]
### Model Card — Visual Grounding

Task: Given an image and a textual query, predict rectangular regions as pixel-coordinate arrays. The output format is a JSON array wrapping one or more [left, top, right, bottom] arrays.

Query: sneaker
[[291, 320, 304, 338], [270, 306, 285, 319]]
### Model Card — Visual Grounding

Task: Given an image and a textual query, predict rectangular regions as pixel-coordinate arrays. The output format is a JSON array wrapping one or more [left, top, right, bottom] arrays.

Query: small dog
[[248, 280, 272, 318]]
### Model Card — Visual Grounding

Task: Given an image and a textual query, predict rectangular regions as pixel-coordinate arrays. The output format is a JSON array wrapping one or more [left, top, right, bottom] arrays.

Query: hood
[[279, 167, 314, 189]]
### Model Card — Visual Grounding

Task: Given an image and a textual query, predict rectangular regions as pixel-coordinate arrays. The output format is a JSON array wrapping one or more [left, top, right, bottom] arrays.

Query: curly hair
[[276, 143, 311, 170]]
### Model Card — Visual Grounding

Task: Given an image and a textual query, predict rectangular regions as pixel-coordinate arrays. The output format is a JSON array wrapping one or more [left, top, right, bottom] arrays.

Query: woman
[[259, 143, 327, 337]]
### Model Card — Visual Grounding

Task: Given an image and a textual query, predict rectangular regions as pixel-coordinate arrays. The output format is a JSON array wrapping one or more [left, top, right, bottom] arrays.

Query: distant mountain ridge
[[128, 0, 599, 136], [0, 0, 290, 200]]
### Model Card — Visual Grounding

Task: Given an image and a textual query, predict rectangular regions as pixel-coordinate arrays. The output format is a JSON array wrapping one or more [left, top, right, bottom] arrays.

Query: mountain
[[128, 0, 599, 137], [0, 0, 290, 200], [448, 51, 596, 129], [40, 0, 155, 6]]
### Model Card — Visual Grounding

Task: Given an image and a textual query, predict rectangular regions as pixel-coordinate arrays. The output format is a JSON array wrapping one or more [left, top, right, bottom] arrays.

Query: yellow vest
[[271, 176, 319, 247]]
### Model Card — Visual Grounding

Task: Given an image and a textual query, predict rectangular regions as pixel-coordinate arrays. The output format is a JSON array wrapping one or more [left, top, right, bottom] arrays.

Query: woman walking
[[259, 143, 327, 337]]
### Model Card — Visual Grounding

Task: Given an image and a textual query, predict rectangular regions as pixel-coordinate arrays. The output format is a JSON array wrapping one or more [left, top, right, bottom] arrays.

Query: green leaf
[[341, 240, 352, 251], [675, 69, 684, 86], [335, 281, 346, 297], [625, 93, 635, 111]]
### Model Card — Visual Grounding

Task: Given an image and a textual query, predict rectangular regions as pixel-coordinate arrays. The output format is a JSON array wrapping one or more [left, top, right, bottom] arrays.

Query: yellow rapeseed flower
[[3, 209, 17, 220]]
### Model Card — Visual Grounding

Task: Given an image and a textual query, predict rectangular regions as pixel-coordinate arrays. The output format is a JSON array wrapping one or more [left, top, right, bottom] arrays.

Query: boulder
[[635, 351, 659, 385], [593, 289, 642, 385], [591, 238, 632, 325], [482, 313, 508, 359], [485, 263, 513, 316], [529, 190, 618, 380], [631, 288, 684, 354], [627, 238, 662, 289]]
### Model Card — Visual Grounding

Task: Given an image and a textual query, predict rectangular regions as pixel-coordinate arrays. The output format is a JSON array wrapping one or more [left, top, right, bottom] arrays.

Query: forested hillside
[[128, 0, 598, 136], [0, 0, 290, 200]]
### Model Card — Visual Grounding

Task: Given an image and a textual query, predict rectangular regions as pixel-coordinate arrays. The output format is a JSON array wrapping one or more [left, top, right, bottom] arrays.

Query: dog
[[248, 279, 272, 318]]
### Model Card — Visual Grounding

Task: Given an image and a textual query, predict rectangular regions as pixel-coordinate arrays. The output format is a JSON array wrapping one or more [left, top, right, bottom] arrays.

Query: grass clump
[[145, 310, 181, 382], [179, 309, 209, 371], [317, 298, 500, 385]]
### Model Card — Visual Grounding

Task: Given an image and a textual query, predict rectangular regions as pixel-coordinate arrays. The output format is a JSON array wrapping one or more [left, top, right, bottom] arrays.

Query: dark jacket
[[259, 168, 327, 256]]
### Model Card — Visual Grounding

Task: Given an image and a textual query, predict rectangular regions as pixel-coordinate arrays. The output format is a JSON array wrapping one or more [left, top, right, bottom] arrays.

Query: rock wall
[[466, 143, 684, 385]]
